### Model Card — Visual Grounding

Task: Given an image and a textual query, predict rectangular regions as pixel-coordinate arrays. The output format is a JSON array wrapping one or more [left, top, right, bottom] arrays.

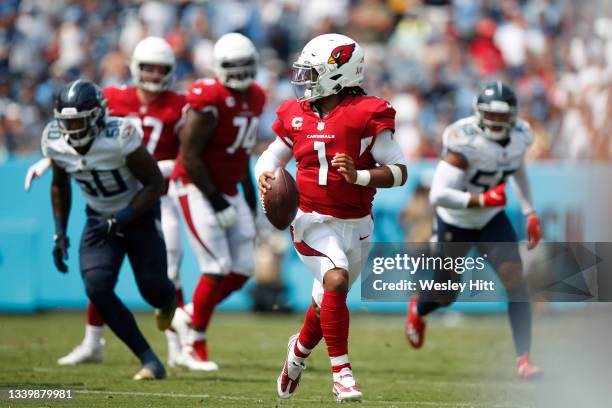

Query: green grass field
[[1, 309, 611, 407]]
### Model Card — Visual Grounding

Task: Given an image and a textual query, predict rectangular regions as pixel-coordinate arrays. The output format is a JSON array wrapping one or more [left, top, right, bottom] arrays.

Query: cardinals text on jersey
[[42, 116, 143, 215], [272, 95, 395, 219], [103, 86, 186, 161], [171, 78, 266, 195], [436, 115, 534, 229]]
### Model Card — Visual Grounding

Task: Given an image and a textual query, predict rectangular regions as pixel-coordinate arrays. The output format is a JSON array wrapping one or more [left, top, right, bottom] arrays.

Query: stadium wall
[[1, 156, 606, 313]]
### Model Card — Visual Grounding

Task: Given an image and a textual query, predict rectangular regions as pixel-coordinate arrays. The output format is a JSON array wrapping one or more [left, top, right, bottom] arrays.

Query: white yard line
[[74, 390, 529, 407]]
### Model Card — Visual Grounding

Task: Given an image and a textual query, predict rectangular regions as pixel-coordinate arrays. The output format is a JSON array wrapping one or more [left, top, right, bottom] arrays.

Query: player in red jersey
[[168, 33, 265, 371], [54, 37, 188, 367], [255, 34, 408, 402]]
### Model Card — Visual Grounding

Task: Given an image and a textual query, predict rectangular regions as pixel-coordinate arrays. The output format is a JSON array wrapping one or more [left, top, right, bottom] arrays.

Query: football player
[[255, 34, 408, 402], [405, 82, 542, 379], [43, 79, 176, 380], [168, 33, 264, 371], [53, 37, 188, 367]]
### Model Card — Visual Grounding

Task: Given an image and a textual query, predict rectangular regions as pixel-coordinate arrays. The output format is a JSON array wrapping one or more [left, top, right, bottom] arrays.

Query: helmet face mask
[[291, 63, 322, 101], [218, 57, 257, 90], [213, 33, 258, 91], [291, 34, 364, 102], [130, 37, 176, 93]]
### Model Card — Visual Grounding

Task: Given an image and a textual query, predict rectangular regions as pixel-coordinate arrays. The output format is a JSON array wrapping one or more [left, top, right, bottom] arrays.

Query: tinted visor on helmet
[[291, 63, 319, 101]]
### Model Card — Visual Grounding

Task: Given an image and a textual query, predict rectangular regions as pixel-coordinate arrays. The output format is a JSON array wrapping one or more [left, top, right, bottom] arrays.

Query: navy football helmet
[[54, 80, 107, 148], [473, 81, 517, 141]]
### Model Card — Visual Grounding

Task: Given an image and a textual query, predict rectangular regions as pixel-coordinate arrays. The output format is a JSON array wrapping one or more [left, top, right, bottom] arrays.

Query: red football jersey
[[103, 85, 186, 161], [272, 95, 395, 219], [172, 78, 266, 195]]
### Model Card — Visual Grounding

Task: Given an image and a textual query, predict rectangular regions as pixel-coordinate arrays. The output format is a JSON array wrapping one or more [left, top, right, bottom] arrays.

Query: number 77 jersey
[[171, 78, 266, 195], [103, 85, 186, 161]]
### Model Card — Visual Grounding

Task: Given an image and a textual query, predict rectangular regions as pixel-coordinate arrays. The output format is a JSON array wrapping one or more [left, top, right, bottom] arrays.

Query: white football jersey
[[435, 115, 533, 229], [42, 116, 143, 215]]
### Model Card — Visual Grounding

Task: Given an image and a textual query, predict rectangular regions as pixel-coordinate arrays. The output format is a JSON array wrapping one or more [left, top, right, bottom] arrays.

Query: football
[[262, 167, 300, 230]]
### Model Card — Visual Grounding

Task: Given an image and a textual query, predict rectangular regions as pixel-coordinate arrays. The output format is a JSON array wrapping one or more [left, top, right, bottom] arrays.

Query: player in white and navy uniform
[[405, 82, 543, 379], [43, 80, 176, 380]]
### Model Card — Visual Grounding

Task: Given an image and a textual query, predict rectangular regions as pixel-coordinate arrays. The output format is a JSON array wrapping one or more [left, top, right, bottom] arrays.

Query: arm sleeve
[[370, 129, 407, 165], [429, 160, 471, 209], [510, 161, 535, 215], [254, 137, 293, 180]]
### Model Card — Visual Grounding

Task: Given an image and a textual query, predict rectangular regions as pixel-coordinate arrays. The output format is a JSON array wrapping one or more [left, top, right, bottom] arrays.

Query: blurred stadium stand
[[1, 0, 611, 312]]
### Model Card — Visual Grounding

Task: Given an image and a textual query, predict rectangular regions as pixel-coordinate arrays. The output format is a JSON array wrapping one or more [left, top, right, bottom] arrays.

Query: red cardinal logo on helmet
[[327, 43, 356, 68]]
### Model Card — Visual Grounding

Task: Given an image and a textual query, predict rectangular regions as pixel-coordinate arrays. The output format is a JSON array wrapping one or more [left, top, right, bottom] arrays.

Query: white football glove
[[25, 158, 52, 191], [157, 159, 175, 178], [216, 206, 238, 228], [208, 193, 238, 228]]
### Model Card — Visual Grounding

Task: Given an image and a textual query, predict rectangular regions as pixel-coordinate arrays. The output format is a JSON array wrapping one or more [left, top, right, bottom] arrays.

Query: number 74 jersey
[[171, 78, 266, 195], [41, 117, 144, 215]]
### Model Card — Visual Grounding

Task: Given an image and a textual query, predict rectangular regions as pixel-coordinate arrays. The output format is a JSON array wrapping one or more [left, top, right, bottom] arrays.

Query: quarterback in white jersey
[[406, 82, 543, 380], [44, 79, 176, 380]]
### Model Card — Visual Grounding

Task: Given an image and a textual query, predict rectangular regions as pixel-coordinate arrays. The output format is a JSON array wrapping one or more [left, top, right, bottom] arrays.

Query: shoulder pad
[[276, 99, 298, 116], [41, 121, 61, 157], [513, 118, 534, 146], [443, 118, 481, 158]]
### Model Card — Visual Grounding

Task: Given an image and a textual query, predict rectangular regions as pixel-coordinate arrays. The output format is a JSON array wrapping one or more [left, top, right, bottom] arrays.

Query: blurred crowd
[[1, 0, 611, 161]]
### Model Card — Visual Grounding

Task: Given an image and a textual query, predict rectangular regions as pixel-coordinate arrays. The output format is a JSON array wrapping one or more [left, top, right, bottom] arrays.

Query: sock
[[189, 330, 208, 360], [320, 291, 350, 368], [175, 288, 185, 308], [330, 354, 352, 374], [83, 324, 104, 347], [507, 283, 532, 356], [297, 304, 323, 352], [416, 300, 440, 316], [87, 302, 104, 326], [216, 273, 249, 305], [192, 275, 222, 331], [138, 348, 166, 378]]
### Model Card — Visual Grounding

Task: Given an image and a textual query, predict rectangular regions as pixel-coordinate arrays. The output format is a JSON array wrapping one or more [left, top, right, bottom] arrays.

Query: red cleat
[[405, 295, 426, 349], [516, 353, 542, 380]]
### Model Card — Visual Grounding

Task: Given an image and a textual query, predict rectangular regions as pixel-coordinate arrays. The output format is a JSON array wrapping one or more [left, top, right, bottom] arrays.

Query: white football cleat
[[57, 340, 104, 365], [165, 330, 182, 368], [178, 347, 219, 371], [332, 367, 363, 402], [277, 334, 305, 399], [171, 305, 192, 348]]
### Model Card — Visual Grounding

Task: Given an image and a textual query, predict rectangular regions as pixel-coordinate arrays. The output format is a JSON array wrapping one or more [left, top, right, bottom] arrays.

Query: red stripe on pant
[[178, 194, 216, 260], [290, 226, 337, 267]]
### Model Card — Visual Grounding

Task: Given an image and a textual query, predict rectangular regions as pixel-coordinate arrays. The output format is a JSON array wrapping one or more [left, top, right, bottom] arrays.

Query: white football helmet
[[130, 36, 176, 93], [213, 33, 258, 91], [292, 33, 364, 102]]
